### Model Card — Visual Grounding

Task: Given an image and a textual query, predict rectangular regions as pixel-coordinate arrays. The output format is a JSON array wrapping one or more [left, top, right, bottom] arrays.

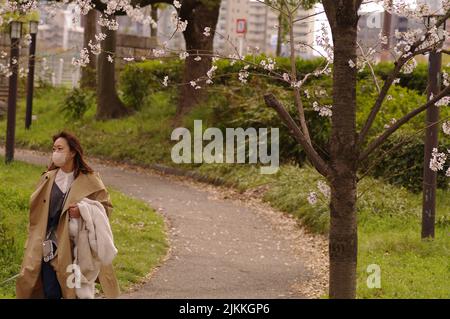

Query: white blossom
[[88, 40, 101, 55], [152, 48, 165, 58], [260, 58, 276, 71], [307, 192, 318, 205], [206, 65, 217, 79], [238, 69, 249, 84], [429, 148, 447, 172], [435, 96, 450, 107], [443, 72, 449, 87], [443, 121, 450, 135], [75, 0, 94, 15], [400, 58, 417, 74], [95, 32, 107, 42], [171, 11, 188, 32], [291, 80, 303, 88], [71, 48, 90, 67], [173, 0, 182, 9], [312, 101, 332, 117], [98, 14, 119, 30], [304, 89, 310, 99], [317, 181, 330, 198], [162, 75, 169, 87], [194, 56, 202, 61], [203, 27, 211, 37], [179, 51, 189, 60], [384, 118, 397, 129], [348, 59, 356, 68]]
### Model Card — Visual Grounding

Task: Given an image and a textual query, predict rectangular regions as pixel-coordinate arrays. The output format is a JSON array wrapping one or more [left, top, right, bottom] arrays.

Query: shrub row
[[119, 57, 450, 191]]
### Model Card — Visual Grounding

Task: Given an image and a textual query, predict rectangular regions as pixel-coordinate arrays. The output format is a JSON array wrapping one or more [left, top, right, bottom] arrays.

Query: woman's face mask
[[52, 150, 68, 167]]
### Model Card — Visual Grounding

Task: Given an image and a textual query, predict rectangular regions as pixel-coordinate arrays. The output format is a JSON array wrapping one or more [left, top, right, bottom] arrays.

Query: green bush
[[60, 88, 94, 120], [366, 132, 450, 193], [356, 77, 428, 139], [120, 59, 183, 110], [119, 55, 327, 110], [118, 56, 450, 191], [359, 62, 450, 94]]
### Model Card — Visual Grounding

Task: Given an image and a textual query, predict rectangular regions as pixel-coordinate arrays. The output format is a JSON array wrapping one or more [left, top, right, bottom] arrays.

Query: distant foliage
[[118, 58, 450, 191], [61, 88, 94, 120], [367, 133, 450, 193]]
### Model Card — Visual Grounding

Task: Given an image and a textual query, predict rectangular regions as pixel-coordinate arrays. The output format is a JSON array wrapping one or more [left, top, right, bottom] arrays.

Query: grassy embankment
[[0, 86, 449, 298]]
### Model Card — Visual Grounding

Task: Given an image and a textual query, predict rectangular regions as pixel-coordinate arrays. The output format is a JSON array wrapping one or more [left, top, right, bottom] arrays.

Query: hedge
[[119, 57, 450, 191]]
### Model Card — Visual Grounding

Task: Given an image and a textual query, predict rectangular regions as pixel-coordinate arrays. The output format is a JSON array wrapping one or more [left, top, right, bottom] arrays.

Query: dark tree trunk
[[276, 11, 282, 56], [81, 9, 98, 89], [325, 3, 359, 299], [96, 21, 132, 120], [175, 1, 220, 121], [150, 5, 158, 38]]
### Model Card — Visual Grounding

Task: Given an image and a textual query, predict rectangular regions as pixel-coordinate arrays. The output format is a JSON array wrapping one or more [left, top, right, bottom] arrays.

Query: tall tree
[[264, 0, 450, 298], [150, 4, 158, 38], [176, 0, 221, 120], [322, 1, 359, 298], [96, 19, 133, 120], [80, 9, 98, 89], [91, 0, 220, 120]]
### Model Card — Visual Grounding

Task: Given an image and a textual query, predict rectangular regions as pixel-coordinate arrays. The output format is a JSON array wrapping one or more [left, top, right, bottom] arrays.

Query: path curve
[[2, 147, 328, 298]]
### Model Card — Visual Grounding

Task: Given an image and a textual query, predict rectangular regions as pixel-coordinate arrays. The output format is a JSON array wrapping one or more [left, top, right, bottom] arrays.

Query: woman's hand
[[68, 204, 81, 218]]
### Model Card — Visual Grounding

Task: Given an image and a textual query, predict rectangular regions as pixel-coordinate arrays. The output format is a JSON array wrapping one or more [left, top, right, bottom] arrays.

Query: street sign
[[236, 18, 246, 34]]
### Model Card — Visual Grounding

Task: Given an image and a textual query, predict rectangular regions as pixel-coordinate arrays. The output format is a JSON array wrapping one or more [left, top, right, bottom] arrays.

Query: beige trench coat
[[15, 168, 120, 299]]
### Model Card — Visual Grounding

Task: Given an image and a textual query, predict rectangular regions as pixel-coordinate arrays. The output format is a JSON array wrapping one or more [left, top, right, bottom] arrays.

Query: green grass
[[0, 156, 168, 298], [0, 87, 176, 166], [1, 87, 449, 298]]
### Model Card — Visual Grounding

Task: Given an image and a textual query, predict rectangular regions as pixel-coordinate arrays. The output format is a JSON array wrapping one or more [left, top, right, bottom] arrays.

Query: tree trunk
[[276, 11, 282, 56], [327, 13, 359, 299], [150, 5, 158, 38], [96, 20, 132, 120], [81, 9, 98, 89], [175, 1, 220, 122]]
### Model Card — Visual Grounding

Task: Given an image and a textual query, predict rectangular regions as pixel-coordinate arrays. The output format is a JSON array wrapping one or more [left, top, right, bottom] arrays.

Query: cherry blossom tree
[[1, 0, 450, 299], [263, 0, 450, 298], [90, 0, 221, 120]]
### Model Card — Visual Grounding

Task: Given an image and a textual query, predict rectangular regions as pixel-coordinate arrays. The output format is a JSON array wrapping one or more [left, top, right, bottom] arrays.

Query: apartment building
[[214, 0, 315, 57]]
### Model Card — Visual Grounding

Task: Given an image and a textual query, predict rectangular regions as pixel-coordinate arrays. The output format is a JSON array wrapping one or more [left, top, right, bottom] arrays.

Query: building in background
[[214, 0, 315, 57], [357, 9, 424, 60]]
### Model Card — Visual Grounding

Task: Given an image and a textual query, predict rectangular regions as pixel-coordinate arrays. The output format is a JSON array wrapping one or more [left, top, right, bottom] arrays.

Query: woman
[[16, 131, 120, 299]]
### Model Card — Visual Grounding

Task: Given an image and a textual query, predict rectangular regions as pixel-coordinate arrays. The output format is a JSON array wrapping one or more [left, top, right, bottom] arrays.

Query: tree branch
[[358, 11, 450, 147], [359, 85, 450, 162], [358, 60, 402, 145], [357, 42, 380, 94], [264, 93, 330, 178], [284, 0, 312, 146]]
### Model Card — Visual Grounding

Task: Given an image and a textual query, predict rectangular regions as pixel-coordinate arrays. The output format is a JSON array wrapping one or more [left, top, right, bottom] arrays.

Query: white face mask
[[52, 151, 68, 167]]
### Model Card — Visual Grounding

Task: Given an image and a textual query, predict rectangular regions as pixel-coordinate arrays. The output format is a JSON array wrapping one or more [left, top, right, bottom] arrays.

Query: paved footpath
[[1, 147, 327, 298]]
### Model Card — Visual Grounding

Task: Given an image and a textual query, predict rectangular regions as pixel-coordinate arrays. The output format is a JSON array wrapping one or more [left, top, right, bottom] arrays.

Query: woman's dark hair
[[47, 130, 94, 179]]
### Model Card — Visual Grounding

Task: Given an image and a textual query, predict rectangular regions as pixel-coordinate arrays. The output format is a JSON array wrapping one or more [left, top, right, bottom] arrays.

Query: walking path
[[1, 147, 328, 298]]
